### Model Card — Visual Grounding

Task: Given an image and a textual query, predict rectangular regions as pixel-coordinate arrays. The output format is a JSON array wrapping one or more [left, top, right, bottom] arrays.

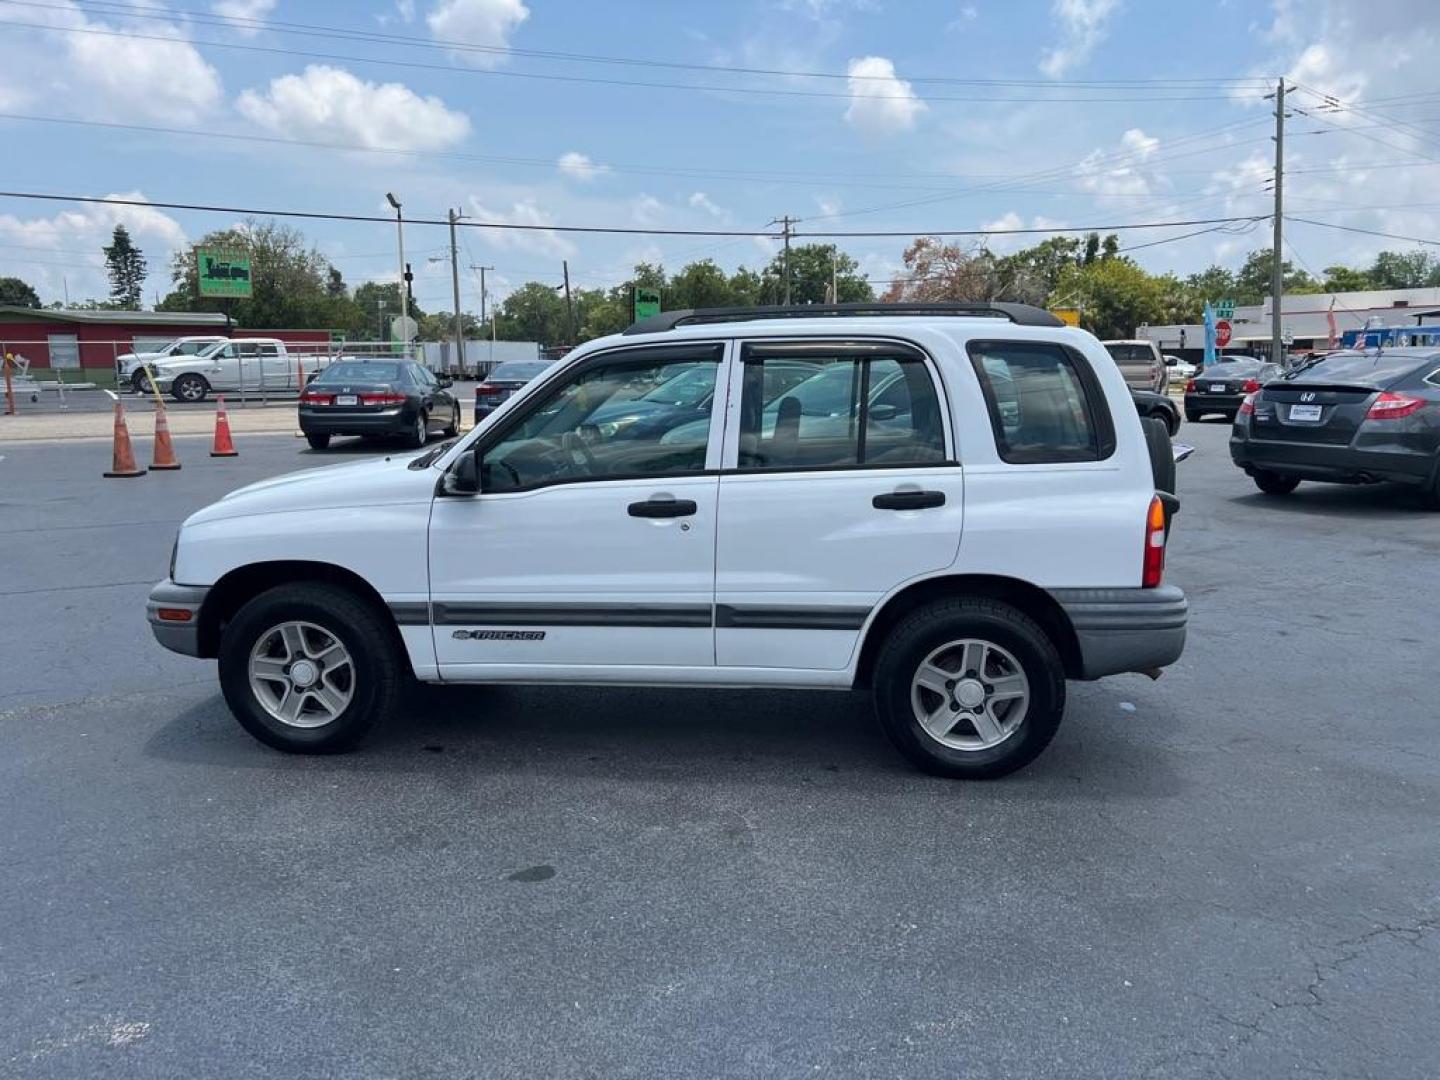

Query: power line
[[0, 189, 1267, 241], [0, 12, 1266, 106], [22, 0, 1273, 92], [1285, 216, 1440, 248]]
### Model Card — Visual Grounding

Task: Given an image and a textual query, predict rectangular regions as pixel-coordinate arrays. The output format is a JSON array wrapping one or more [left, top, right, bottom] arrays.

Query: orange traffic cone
[[210, 396, 238, 457], [149, 399, 182, 471], [103, 398, 145, 478]]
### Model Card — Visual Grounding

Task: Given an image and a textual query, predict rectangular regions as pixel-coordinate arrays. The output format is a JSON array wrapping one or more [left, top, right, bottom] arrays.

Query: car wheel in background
[[130, 371, 151, 395], [1252, 470, 1301, 496], [1142, 416, 1176, 494], [405, 410, 428, 449], [444, 404, 459, 437], [872, 598, 1065, 780], [1185, 408, 1201, 423], [305, 433, 331, 450], [172, 373, 209, 403], [1152, 409, 1180, 437], [218, 583, 403, 754]]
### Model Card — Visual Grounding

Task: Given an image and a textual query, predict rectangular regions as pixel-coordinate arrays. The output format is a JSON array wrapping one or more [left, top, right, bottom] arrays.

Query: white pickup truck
[[118, 336, 228, 394], [145, 338, 304, 403]]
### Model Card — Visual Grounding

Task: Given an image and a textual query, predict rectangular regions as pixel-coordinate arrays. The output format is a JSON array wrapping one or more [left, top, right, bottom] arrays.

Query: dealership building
[[0, 307, 334, 375]]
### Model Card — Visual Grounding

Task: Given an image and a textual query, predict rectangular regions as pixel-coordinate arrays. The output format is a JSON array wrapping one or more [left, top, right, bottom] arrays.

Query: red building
[[0, 307, 335, 374]]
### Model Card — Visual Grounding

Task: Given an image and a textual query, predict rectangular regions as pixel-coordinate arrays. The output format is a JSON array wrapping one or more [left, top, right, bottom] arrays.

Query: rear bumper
[[147, 579, 209, 657], [1052, 585, 1188, 680], [1185, 393, 1244, 414], [299, 405, 411, 435], [1230, 435, 1434, 486]]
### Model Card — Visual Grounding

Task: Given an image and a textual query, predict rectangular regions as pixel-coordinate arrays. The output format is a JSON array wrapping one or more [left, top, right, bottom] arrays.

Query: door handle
[[872, 490, 945, 511], [628, 498, 698, 518]]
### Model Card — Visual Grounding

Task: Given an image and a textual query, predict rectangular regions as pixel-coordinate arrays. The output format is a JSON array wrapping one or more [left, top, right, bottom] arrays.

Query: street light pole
[[385, 192, 409, 358]]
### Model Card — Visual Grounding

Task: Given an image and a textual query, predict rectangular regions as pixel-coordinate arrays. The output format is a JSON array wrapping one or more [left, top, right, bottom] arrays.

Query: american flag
[[1326, 298, 1339, 349]]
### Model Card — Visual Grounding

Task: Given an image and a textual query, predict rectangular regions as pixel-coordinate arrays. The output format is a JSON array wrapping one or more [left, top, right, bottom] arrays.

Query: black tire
[[305, 432, 331, 450], [218, 583, 403, 754], [1184, 407, 1200, 423], [1142, 415, 1176, 494], [172, 373, 209, 403], [130, 371, 151, 395], [405, 410, 428, 449], [872, 598, 1066, 780], [1151, 408, 1180, 437], [1253, 470, 1300, 496], [443, 404, 460, 437]]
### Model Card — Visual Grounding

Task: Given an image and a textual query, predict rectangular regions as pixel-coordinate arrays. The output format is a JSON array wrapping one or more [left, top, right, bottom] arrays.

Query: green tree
[[353, 281, 426, 340], [0, 276, 41, 308], [727, 266, 765, 307], [1055, 257, 1166, 339], [1320, 264, 1373, 292], [668, 259, 735, 309], [495, 281, 569, 344], [995, 236, 1085, 305], [417, 310, 480, 341], [1233, 248, 1316, 305], [102, 225, 147, 309], [1368, 249, 1439, 289], [764, 243, 872, 304], [882, 237, 999, 302], [1184, 265, 1235, 305]]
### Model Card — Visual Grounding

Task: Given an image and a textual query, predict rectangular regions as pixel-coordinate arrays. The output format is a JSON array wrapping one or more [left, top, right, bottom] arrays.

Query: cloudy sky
[[0, 0, 1436, 309]]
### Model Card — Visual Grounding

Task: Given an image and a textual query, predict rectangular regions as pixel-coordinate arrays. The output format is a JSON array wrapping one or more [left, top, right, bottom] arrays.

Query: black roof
[[622, 301, 1065, 335]]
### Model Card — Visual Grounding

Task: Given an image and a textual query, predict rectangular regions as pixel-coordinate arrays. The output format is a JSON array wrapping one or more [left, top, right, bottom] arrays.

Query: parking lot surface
[[2, 421, 1437, 1078]]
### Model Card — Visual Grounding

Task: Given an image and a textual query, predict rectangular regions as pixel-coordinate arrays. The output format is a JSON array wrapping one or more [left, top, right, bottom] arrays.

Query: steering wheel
[[558, 425, 601, 475]]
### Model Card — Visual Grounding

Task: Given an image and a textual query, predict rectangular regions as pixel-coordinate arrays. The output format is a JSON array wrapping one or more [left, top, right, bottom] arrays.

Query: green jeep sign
[[196, 246, 253, 298], [634, 287, 661, 321]]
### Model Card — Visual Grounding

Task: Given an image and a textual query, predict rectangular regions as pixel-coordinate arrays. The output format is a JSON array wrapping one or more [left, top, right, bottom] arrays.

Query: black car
[[1184, 358, 1281, 422], [1132, 388, 1180, 436], [1230, 347, 1440, 504], [299, 359, 460, 450], [474, 360, 550, 425]]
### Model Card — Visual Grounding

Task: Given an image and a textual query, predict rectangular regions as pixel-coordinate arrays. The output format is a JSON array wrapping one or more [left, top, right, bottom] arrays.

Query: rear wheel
[[218, 583, 403, 753], [172, 373, 209, 403], [872, 598, 1065, 779], [1253, 470, 1300, 496], [405, 410, 428, 449], [1184, 407, 1201, 423], [443, 403, 460, 437], [305, 432, 331, 450]]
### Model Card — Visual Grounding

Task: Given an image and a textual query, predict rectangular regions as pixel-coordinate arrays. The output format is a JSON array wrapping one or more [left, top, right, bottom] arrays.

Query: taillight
[[1241, 379, 1261, 393], [299, 390, 333, 405], [1184, 379, 1196, 393], [1142, 495, 1166, 588], [476, 382, 497, 393], [1365, 391, 1425, 420], [1238, 392, 1256, 417], [360, 391, 406, 406]]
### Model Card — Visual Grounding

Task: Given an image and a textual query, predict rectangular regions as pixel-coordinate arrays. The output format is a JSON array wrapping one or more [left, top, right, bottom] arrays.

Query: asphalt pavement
[[2, 420, 1438, 1079]]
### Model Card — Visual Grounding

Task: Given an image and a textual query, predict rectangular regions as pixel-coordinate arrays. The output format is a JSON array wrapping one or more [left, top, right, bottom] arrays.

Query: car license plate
[[1289, 403, 1322, 422], [1209, 383, 1226, 393], [336, 394, 358, 406]]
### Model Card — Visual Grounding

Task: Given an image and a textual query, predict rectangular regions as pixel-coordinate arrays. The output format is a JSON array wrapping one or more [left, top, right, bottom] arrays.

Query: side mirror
[[441, 448, 480, 496], [869, 402, 900, 422], [437, 374, 453, 388]]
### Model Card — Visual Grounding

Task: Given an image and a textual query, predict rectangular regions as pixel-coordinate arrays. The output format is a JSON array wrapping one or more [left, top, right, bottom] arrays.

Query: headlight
[[596, 415, 640, 438]]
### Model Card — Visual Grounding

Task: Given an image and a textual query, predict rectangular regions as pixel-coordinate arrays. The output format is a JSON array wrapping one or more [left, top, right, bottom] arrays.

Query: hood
[[185, 452, 436, 527]]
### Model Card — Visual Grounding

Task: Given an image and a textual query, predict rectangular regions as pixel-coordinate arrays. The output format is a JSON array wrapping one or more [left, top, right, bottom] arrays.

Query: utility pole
[[562, 259, 575, 345], [447, 208, 466, 377], [769, 216, 797, 304], [1270, 77, 1286, 368], [468, 264, 496, 371], [385, 193, 409, 359]]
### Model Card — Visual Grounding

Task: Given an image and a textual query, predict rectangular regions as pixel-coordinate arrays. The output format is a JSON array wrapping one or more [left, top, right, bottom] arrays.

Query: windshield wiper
[[408, 440, 456, 469]]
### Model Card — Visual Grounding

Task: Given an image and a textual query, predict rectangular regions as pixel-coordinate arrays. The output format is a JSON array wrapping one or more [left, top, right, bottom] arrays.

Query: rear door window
[[968, 341, 1114, 463]]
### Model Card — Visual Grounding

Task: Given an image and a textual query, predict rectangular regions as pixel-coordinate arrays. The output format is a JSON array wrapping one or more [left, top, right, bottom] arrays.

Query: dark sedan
[[299, 359, 460, 450], [1185, 358, 1280, 422], [1230, 347, 1440, 505], [474, 360, 550, 425]]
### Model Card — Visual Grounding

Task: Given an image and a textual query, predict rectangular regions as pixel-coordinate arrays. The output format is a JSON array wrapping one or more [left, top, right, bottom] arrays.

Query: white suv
[[148, 303, 1187, 779]]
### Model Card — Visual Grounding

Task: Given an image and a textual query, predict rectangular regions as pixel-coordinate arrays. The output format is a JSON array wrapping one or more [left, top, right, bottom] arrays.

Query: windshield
[[1282, 351, 1435, 385], [1205, 360, 1275, 378], [490, 361, 548, 381], [1104, 344, 1155, 365], [314, 362, 402, 383], [640, 365, 714, 406]]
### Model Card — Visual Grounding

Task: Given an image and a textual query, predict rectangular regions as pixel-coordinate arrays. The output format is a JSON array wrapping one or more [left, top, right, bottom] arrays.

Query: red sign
[[1215, 319, 1232, 348]]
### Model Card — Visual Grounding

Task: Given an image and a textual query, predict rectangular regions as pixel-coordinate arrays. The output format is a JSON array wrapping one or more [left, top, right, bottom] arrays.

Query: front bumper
[[299, 405, 411, 435], [147, 580, 209, 657], [1052, 585, 1188, 680]]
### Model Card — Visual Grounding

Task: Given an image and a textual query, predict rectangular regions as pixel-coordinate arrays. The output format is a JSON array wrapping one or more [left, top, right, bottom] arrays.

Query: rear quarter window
[[967, 340, 1116, 464]]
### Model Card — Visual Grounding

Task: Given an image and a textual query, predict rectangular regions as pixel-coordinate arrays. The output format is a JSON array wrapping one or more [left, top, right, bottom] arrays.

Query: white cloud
[[979, 213, 1071, 254], [557, 152, 611, 183], [1073, 128, 1165, 198], [237, 65, 471, 151], [688, 192, 726, 218], [9, 1, 224, 124], [0, 193, 187, 304], [844, 56, 926, 134], [1038, 0, 1120, 78], [211, 0, 276, 34], [467, 197, 576, 259], [427, 0, 529, 66], [631, 195, 666, 228], [1120, 127, 1159, 160], [397, 0, 417, 21]]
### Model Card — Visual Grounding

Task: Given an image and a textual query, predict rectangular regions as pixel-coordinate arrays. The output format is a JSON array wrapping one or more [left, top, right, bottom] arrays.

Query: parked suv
[[1102, 339, 1168, 394], [148, 302, 1187, 779]]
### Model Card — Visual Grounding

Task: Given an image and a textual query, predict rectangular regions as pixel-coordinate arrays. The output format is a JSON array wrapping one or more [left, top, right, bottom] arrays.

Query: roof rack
[[622, 301, 1065, 335]]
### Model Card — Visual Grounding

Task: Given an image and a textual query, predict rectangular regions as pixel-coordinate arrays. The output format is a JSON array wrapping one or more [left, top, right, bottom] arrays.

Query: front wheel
[[218, 583, 404, 753], [1253, 470, 1300, 496], [872, 598, 1065, 779], [172, 373, 209, 403], [1153, 409, 1180, 437], [130, 371, 151, 395]]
